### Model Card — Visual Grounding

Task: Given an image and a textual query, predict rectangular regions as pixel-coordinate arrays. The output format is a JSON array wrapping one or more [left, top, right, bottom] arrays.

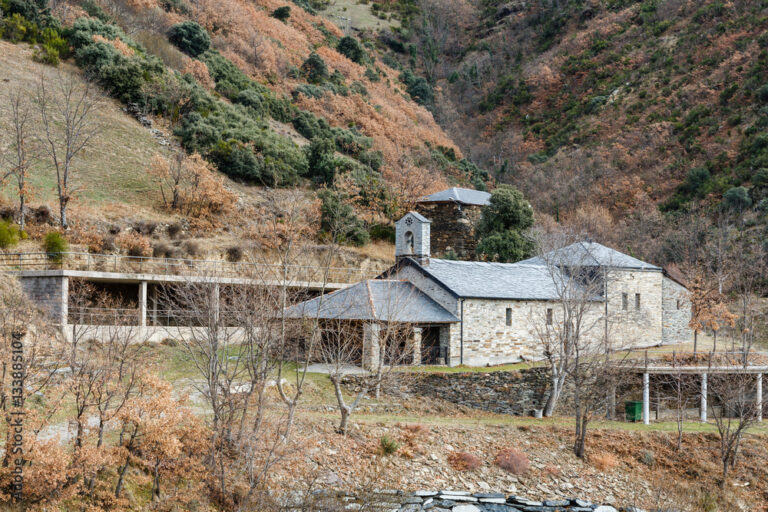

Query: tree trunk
[[18, 194, 25, 233], [115, 456, 130, 498], [339, 406, 350, 434], [60, 200, 68, 229]]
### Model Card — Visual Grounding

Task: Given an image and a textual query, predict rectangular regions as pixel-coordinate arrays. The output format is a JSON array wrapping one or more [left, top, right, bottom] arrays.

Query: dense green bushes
[[271, 5, 291, 21], [476, 185, 534, 262], [399, 69, 433, 105], [44, 231, 68, 261], [0, 2, 67, 65], [0, 219, 21, 249], [168, 21, 210, 57], [302, 52, 329, 84], [337, 36, 365, 64]]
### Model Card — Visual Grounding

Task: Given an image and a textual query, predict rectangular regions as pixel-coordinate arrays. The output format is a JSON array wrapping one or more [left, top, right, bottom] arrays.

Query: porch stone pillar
[[138, 281, 147, 327], [438, 324, 451, 366], [411, 327, 422, 365], [362, 322, 381, 370]]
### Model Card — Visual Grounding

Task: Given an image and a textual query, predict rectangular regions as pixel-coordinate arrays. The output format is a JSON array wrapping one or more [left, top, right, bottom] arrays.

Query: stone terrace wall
[[345, 368, 571, 416]]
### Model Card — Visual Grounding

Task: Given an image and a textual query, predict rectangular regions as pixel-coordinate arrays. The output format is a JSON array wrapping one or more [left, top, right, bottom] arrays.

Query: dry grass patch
[[447, 451, 482, 471], [591, 451, 619, 471]]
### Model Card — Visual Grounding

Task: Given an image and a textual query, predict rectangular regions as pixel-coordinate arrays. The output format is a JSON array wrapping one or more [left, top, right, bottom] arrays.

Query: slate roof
[[517, 242, 661, 271], [284, 280, 458, 323], [418, 187, 491, 206], [411, 259, 583, 300]]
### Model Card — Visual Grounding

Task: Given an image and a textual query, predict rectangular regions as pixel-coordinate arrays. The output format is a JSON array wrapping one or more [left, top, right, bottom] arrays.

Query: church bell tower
[[395, 212, 431, 265]]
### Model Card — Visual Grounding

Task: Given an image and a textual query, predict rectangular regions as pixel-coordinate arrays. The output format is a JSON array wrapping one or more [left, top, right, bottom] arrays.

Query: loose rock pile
[[304, 490, 627, 512]]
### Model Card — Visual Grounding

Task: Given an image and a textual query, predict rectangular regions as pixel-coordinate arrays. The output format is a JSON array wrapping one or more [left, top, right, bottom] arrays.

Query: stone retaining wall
[[344, 368, 573, 416]]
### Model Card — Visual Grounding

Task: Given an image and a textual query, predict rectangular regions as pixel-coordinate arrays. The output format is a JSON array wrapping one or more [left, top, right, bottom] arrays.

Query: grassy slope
[[0, 41, 169, 215]]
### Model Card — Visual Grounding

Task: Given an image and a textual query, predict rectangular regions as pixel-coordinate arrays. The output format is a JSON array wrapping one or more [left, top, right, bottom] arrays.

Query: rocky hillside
[[370, 0, 768, 264]]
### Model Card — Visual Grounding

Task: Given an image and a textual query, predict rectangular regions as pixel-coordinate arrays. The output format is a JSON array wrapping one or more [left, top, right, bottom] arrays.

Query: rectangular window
[[676, 299, 681, 310], [635, 293, 641, 310], [505, 308, 512, 326], [546, 308, 553, 325], [622, 293, 628, 311]]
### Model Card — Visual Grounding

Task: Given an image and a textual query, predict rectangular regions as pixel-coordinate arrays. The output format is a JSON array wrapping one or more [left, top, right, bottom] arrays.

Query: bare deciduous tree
[[3, 88, 37, 231], [37, 74, 100, 229], [706, 372, 762, 487]]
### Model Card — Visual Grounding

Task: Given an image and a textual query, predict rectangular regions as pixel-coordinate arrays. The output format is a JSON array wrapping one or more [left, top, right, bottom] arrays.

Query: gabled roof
[[418, 187, 491, 206], [284, 280, 458, 323], [517, 242, 661, 271], [398, 211, 431, 223], [392, 258, 593, 301]]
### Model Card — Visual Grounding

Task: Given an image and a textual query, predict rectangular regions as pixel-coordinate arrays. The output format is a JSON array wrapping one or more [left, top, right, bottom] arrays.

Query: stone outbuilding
[[415, 187, 491, 260]]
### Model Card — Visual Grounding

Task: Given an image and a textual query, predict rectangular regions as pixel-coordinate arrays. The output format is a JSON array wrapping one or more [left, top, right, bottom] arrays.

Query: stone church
[[291, 189, 693, 368]]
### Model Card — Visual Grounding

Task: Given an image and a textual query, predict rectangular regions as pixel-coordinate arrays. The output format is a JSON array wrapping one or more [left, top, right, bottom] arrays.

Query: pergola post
[[138, 281, 147, 327], [642, 372, 650, 425], [757, 373, 763, 422], [700, 373, 708, 423], [212, 283, 220, 324], [362, 322, 381, 371]]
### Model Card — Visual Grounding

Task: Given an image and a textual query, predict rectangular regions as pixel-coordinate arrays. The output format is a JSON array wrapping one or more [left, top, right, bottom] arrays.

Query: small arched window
[[404, 231, 414, 254]]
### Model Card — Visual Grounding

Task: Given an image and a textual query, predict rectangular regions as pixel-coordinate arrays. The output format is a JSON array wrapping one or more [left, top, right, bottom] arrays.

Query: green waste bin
[[625, 401, 642, 422]]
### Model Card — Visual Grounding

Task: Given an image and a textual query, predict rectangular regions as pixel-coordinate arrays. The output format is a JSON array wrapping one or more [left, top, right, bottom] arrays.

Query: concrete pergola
[[14, 269, 356, 342], [625, 362, 766, 425]]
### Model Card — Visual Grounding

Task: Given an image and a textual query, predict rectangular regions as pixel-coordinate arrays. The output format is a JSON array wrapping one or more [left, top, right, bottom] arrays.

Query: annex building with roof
[[291, 190, 693, 369], [415, 187, 491, 260]]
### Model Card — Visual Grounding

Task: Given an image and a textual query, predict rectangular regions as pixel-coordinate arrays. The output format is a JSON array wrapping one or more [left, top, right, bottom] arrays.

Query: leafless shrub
[[494, 448, 530, 474]]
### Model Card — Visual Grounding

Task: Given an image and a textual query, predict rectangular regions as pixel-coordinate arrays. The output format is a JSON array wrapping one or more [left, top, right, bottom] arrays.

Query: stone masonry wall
[[344, 368, 560, 416], [415, 202, 483, 260], [19, 275, 68, 324], [451, 299, 565, 366], [661, 276, 692, 344], [604, 270, 662, 348]]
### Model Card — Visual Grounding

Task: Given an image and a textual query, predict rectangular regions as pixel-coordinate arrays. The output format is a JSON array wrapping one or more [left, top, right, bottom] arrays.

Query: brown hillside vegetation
[[97, 0, 457, 199], [384, 0, 768, 262]]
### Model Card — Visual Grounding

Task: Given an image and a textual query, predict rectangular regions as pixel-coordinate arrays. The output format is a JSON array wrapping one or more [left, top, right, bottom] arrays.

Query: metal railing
[[625, 349, 768, 370], [68, 307, 272, 327], [0, 252, 384, 284]]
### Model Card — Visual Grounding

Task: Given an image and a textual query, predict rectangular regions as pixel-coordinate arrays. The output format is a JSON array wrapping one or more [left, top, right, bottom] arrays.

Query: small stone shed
[[415, 187, 490, 260]]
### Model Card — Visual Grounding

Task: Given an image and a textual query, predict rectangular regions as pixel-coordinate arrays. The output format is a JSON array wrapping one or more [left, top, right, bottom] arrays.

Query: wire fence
[[0, 252, 383, 284]]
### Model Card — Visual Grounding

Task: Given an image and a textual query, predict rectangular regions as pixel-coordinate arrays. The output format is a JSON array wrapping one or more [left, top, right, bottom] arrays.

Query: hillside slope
[[374, 0, 768, 262], [0, 41, 167, 215]]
